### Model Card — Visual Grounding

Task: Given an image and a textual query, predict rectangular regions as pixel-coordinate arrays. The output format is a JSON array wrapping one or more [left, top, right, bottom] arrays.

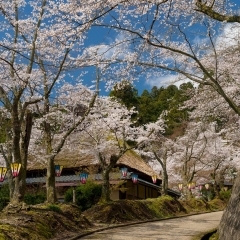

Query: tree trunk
[[19, 111, 33, 199], [186, 185, 192, 199], [100, 168, 111, 202], [43, 81, 57, 203], [161, 166, 168, 195], [218, 172, 240, 240], [3, 133, 14, 200], [73, 188, 76, 204], [99, 154, 119, 203], [11, 102, 22, 204], [7, 169, 14, 200], [153, 151, 169, 196], [46, 155, 57, 203], [44, 119, 57, 203]]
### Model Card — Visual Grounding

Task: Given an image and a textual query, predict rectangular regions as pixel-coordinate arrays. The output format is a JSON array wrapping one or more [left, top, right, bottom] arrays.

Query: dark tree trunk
[[161, 166, 168, 195], [11, 101, 22, 204], [44, 119, 57, 203], [153, 151, 169, 196], [218, 172, 240, 240], [99, 154, 119, 203], [19, 111, 33, 199], [100, 168, 111, 202], [10, 110, 33, 204], [2, 132, 14, 199], [46, 155, 57, 203]]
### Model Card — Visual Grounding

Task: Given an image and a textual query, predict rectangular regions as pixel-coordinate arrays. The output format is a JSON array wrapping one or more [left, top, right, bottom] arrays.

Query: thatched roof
[[117, 151, 159, 178], [27, 149, 160, 179]]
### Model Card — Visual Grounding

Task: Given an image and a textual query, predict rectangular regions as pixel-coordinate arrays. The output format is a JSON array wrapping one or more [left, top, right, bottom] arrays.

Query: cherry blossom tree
[[184, 84, 240, 188], [151, 138, 175, 195], [136, 117, 175, 195], [196, 0, 240, 23], [0, 0, 51, 203], [76, 96, 143, 202], [203, 137, 236, 197], [86, 1, 240, 237], [1, 1, 240, 236], [30, 82, 97, 203], [172, 121, 210, 198], [177, 121, 239, 189], [0, 0, 114, 204]]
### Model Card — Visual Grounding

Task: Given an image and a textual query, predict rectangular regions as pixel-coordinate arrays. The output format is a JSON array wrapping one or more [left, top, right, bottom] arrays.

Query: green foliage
[[145, 195, 179, 218], [110, 80, 139, 110], [23, 192, 46, 205], [47, 204, 62, 213], [209, 232, 219, 240], [0, 184, 9, 211], [110, 80, 139, 122], [86, 196, 225, 224], [0, 113, 11, 144], [110, 81, 194, 136], [138, 83, 193, 133], [64, 181, 102, 211], [200, 187, 215, 201], [219, 189, 231, 202]]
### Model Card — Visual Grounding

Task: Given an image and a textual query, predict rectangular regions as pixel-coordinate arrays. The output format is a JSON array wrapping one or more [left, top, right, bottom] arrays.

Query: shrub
[[47, 204, 62, 213], [219, 189, 231, 202], [24, 192, 46, 205], [64, 181, 102, 211], [201, 189, 215, 201], [0, 184, 10, 211]]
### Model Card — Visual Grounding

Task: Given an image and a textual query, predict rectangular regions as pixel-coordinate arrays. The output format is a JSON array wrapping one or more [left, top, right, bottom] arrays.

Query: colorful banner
[[0, 167, 7, 182], [11, 163, 21, 177], [55, 165, 63, 177]]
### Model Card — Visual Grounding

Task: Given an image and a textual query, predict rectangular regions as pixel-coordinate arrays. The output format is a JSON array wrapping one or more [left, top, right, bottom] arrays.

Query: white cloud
[[146, 74, 198, 88], [86, 32, 132, 61], [216, 23, 240, 50], [146, 74, 178, 88], [193, 35, 209, 46]]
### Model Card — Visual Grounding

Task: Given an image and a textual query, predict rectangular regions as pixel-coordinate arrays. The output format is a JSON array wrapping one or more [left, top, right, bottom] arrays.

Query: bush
[[0, 184, 10, 211], [64, 181, 102, 211], [24, 192, 46, 205], [219, 189, 231, 202], [201, 189, 215, 201], [47, 204, 62, 213]]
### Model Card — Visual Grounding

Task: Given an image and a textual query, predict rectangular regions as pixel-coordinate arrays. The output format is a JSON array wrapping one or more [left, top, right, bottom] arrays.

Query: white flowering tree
[[75, 96, 145, 202], [87, 1, 240, 237], [1, 1, 240, 236], [135, 117, 175, 195], [172, 122, 210, 197], [0, 0, 114, 204], [30, 82, 97, 203]]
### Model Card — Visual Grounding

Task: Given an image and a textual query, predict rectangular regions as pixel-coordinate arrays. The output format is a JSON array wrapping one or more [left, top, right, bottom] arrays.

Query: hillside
[[0, 196, 226, 240]]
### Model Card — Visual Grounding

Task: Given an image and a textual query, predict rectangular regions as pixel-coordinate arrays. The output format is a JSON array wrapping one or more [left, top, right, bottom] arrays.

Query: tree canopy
[[111, 82, 194, 136], [0, 1, 240, 238]]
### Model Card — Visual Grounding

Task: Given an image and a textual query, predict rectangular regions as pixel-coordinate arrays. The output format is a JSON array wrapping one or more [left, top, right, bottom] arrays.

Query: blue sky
[[1, 1, 239, 97], [80, 0, 240, 96]]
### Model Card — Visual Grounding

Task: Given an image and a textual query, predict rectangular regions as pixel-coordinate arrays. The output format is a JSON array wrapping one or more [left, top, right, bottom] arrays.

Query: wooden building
[[22, 150, 180, 200]]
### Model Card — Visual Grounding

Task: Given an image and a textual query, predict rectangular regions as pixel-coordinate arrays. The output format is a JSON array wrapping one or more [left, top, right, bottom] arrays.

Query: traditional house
[[25, 150, 180, 200]]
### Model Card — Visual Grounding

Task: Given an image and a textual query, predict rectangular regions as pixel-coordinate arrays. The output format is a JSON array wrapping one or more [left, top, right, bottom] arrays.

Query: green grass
[[209, 231, 219, 240], [47, 204, 62, 213], [191, 228, 218, 240]]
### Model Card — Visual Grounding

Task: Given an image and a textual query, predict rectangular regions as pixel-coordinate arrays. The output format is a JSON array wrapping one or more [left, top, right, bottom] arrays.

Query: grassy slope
[[84, 196, 226, 224], [0, 197, 226, 239], [0, 203, 92, 240]]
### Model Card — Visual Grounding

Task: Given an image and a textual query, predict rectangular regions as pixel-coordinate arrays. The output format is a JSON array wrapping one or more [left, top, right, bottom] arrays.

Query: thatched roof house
[[25, 149, 167, 200], [28, 148, 160, 180]]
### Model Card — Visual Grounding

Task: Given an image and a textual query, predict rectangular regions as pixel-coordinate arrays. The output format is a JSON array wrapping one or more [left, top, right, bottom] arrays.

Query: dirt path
[[80, 211, 223, 240]]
